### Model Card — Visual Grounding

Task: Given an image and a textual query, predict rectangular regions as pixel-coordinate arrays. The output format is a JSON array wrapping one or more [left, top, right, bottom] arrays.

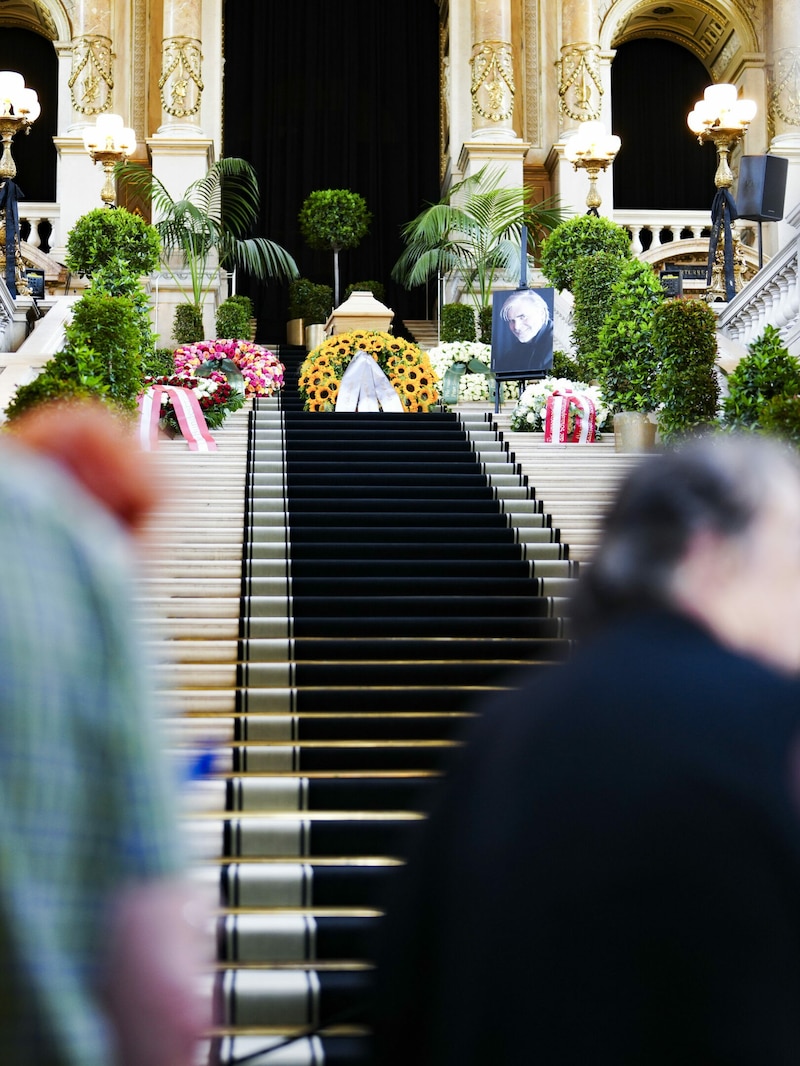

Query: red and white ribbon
[[544, 389, 597, 444], [138, 385, 217, 452]]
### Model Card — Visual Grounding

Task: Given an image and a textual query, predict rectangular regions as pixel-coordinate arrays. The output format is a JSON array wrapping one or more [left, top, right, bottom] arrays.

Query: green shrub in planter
[[440, 303, 476, 343], [552, 350, 582, 380], [344, 280, 386, 304], [287, 278, 333, 325], [653, 298, 720, 443], [478, 306, 492, 344], [572, 252, 627, 379], [595, 259, 664, 413], [215, 298, 252, 339], [759, 395, 800, 448], [88, 258, 157, 364], [65, 207, 161, 278], [540, 215, 631, 293], [144, 347, 178, 378], [172, 303, 205, 345], [723, 325, 800, 431], [298, 188, 372, 305]]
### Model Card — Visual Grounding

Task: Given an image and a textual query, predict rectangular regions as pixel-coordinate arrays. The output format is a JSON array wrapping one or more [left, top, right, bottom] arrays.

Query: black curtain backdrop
[[0, 29, 58, 203], [222, 1, 441, 344], [611, 39, 717, 212]]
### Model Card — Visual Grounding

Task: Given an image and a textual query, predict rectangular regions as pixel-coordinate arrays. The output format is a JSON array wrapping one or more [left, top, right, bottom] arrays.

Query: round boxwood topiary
[[440, 303, 476, 343], [541, 215, 631, 294], [65, 207, 161, 278]]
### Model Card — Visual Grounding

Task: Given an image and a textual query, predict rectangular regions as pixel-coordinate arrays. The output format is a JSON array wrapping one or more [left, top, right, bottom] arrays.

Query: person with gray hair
[[374, 432, 800, 1066]]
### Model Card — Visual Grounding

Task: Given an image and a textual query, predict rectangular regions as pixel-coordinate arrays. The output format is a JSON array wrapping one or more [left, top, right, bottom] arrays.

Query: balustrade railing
[[613, 208, 757, 257], [18, 202, 59, 255], [716, 229, 800, 352]]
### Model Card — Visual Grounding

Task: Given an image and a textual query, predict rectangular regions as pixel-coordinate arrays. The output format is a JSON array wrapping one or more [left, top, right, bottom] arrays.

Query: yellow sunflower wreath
[[298, 330, 440, 412]]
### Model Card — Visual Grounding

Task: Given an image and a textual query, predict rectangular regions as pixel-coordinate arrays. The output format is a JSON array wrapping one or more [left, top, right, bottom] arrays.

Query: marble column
[[68, 0, 114, 120], [460, 0, 528, 191], [769, 0, 800, 247], [470, 0, 516, 141], [158, 0, 204, 134]]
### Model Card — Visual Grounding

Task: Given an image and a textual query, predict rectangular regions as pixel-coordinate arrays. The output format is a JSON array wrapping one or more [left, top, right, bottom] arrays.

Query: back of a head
[[571, 433, 800, 641]]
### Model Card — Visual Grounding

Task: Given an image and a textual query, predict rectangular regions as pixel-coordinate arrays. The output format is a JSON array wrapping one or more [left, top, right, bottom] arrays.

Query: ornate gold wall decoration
[[69, 34, 114, 115], [770, 48, 800, 128], [470, 40, 515, 123], [558, 44, 602, 122], [160, 36, 204, 119]]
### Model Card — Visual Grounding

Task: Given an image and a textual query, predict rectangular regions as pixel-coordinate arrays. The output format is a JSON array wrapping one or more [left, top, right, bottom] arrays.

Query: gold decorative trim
[[558, 43, 602, 122], [470, 40, 515, 124], [770, 48, 800, 128], [160, 35, 204, 120], [68, 33, 114, 115]]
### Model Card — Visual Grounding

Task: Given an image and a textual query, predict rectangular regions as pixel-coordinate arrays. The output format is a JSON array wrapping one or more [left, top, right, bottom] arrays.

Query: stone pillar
[[555, 0, 615, 215], [461, 0, 528, 188], [67, 0, 114, 124], [157, 0, 204, 135], [769, 0, 800, 248]]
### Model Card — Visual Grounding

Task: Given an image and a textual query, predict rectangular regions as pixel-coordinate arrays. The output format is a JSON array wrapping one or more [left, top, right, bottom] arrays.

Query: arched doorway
[[611, 38, 718, 211]]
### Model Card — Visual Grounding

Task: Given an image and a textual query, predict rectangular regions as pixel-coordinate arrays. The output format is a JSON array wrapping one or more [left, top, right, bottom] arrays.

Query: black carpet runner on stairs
[[212, 348, 575, 1066]]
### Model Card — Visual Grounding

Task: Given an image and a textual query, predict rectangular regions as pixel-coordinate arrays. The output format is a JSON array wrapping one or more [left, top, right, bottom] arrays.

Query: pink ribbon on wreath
[[544, 389, 597, 444], [138, 384, 217, 452]]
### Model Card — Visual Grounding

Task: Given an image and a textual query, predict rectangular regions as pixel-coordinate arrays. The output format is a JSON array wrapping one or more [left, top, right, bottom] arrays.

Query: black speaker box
[[736, 155, 788, 222]]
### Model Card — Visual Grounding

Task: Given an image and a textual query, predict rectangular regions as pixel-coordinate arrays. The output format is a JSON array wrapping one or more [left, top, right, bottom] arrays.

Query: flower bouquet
[[427, 341, 516, 406], [144, 373, 243, 433], [173, 338, 285, 398], [510, 377, 610, 435], [298, 330, 439, 412]]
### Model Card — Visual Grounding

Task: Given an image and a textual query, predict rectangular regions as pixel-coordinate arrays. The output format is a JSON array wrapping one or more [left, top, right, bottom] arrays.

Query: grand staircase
[[139, 351, 639, 1066]]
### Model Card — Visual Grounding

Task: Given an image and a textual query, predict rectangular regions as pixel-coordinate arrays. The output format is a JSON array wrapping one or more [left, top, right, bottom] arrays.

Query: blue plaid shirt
[[0, 442, 185, 1063]]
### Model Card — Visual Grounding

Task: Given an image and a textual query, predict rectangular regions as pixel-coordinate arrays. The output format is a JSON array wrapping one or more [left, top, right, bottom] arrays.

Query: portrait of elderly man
[[493, 287, 554, 376]]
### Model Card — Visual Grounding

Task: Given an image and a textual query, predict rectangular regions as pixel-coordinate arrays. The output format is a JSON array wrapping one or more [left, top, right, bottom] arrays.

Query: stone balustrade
[[613, 208, 757, 256], [19, 202, 60, 256], [716, 231, 800, 354]]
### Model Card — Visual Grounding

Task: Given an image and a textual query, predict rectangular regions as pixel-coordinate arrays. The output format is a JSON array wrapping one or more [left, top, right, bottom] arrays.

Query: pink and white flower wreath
[[173, 339, 285, 398]]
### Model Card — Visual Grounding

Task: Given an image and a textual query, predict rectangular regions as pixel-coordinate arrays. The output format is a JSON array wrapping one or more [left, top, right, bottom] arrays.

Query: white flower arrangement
[[510, 376, 610, 434], [427, 341, 516, 405]]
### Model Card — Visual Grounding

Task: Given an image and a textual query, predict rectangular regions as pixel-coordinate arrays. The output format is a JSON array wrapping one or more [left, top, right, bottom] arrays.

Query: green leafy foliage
[[540, 215, 631, 294], [64, 207, 161, 278], [595, 259, 664, 413], [172, 303, 205, 345], [552, 349, 582, 380], [118, 157, 298, 311], [722, 325, 800, 431], [88, 258, 157, 363], [653, 298, 720, 443], [143, 348, 178, 378], [478, 305, 493, 344], [571, 252, 627, 378], [440, 303, 476, 343], [392, 165, 566, 312], [760, 395, 800, 448], [287, 278, 333, 324], [215, 298, 252, 340], [344, 280, 386, 304], [298, 189, 372, 253]]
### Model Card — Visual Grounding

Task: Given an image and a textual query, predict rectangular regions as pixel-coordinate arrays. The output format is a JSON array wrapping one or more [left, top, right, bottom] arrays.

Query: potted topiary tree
[[298, 189, 372, 307], [440, 303, 477, 343], [595, 258, 665, 451], [653, 297, 720, 444], [65, 206, 162, 280], [287, 277, 334, 350], [540, 214, 631, 294], [570, 251, 628, 380], [722, 325, 800, 432]]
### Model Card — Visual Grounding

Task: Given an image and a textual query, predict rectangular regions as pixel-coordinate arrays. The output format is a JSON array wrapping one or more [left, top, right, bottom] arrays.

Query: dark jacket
[[373, 610, 800, 1065]]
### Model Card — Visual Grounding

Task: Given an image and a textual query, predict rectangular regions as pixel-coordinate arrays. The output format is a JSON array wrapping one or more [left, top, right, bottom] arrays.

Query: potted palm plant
[[118, 157, 298, 337], [392, 165, 565, 319]]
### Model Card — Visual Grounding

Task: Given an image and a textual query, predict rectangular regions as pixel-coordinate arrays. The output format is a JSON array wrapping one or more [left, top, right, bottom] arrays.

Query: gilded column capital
[[160, 36, 204, 120], [471, 40, 515, 125], [68, 34, 114, 115], [558, 43, 603, 122], [770, 48, 800, 130]]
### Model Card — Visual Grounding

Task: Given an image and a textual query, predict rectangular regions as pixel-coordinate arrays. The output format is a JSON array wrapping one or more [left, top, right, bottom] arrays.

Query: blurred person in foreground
[[373, 433, 800, 1066], [0, 400, 210, 1065]]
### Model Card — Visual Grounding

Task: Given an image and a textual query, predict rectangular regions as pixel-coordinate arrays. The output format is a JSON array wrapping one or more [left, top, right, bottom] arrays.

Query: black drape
[[611, 39, 718, 212], [222, 1, 441, 343], [0, 29, 58, 204]]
